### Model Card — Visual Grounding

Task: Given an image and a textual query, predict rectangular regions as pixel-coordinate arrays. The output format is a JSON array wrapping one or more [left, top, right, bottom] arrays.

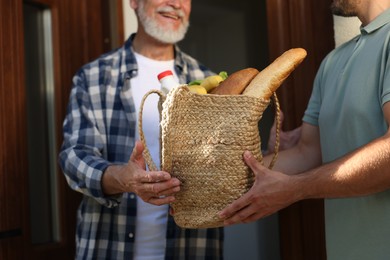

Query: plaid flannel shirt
[[59, 34, 224, 260]]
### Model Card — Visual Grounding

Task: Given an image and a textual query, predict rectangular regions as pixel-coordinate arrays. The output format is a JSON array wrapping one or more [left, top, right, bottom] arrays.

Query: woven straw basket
[[139, 85, 280, 229]]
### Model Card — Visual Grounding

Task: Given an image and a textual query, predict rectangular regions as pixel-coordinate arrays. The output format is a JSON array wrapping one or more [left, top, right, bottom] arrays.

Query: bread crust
[[211, 68, 259, 95], [242, 48, 307, 99]]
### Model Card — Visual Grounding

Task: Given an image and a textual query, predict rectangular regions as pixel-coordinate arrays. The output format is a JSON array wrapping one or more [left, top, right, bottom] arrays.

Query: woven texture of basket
[[139, 85, 279, 229]]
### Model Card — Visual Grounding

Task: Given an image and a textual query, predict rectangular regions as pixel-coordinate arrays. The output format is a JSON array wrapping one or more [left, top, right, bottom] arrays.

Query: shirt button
[[130, 194, 135, 199], [128, 233, 134, 238]]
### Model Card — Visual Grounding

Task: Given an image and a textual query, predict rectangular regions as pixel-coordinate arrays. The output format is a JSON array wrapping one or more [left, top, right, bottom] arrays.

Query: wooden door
[[0, 0, 123, 259], [0, 1, 26, 259], [266, 0, 335, 259]]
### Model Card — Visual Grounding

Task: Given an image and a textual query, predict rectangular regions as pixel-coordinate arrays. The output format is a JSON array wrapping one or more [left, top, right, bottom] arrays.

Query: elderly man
[[59, 0, 223, 259]]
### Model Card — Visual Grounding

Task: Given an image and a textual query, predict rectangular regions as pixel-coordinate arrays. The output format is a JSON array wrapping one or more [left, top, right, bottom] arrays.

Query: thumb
[[243, 151, 267, 175], [130, 140, 145, 163]]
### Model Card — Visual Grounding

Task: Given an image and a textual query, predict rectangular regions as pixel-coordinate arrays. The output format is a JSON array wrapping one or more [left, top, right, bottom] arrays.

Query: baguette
[[210, 68, 259, 95], [242, 48, 307, 99]]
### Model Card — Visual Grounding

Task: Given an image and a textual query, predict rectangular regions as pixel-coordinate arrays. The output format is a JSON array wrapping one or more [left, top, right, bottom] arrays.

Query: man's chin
[[158, 35, 185, 44], [146, 29, 187, 44]]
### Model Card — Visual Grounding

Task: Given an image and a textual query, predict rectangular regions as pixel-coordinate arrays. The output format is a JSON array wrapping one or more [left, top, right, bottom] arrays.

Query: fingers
[[130, 140, 144, 162], [146, 195, 176, 206], [218, 152, 270, 225], [139, 171, 172, 183], [288, 126, 302, 143], [218, 192, 253, 224], [128, 140, 147, 170], [134, 176, 181, 206], [243, 150, 268, 175], [126, 141, 182, 206], [243, 151, 257, 170], [218, 190, 272, 226], [143, 177, 181, 195], [222, 205, 272, 226]]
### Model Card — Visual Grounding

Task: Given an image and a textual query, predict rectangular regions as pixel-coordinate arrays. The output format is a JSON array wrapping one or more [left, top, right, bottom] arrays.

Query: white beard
[[138, 2, 189, 44]]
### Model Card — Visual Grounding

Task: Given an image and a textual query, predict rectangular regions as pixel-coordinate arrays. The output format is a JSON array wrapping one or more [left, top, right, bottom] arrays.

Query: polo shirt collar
[[361, 8, 390, 35]]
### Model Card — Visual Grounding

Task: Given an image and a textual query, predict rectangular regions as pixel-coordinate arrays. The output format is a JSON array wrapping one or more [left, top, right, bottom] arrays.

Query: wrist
[[291, 171, 318, 201], [102, 165, 126, 196]]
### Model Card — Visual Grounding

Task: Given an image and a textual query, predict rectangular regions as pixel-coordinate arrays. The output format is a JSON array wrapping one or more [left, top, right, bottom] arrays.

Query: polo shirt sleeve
[[381, 43, 390, 106], [302, 57, 328, 126]]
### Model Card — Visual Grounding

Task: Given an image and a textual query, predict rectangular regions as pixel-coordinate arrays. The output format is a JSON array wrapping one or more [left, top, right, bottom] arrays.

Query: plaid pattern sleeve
[[59, 68, 122, 208], [58, 35, 224, 259]]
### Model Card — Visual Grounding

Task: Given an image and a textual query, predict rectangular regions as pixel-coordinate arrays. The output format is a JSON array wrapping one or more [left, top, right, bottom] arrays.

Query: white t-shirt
[[131, 52, 179, 260]]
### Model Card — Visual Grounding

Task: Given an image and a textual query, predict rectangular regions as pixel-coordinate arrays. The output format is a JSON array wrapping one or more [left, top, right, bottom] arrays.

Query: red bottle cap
[[157, 70, 173, 81]]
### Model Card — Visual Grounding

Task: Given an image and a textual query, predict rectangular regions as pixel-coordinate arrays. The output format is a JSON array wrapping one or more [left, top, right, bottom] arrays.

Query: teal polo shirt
[[303, 9, 390, 260]]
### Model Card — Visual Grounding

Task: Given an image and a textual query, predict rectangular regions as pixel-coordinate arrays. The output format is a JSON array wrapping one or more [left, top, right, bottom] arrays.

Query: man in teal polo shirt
[[219, 0, 390, 259]]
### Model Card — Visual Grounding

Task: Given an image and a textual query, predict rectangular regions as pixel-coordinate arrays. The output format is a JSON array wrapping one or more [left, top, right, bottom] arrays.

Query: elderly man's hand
[[102, 141, 181, 206]]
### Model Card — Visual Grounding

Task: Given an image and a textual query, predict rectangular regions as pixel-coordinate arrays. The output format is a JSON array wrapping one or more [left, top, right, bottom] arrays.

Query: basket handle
[[267, 92, 281, 169], [138, 89, 165, 171]]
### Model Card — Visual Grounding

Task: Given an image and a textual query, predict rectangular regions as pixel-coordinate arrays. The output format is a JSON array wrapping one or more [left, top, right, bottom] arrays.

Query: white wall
[[333, 16, 360, 47], [122, 0, 137, 39]]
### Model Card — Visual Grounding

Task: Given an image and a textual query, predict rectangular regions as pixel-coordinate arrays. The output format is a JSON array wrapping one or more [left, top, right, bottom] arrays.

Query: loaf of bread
[[210, 68, 259, 95], [242, 48, 307, 99]]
